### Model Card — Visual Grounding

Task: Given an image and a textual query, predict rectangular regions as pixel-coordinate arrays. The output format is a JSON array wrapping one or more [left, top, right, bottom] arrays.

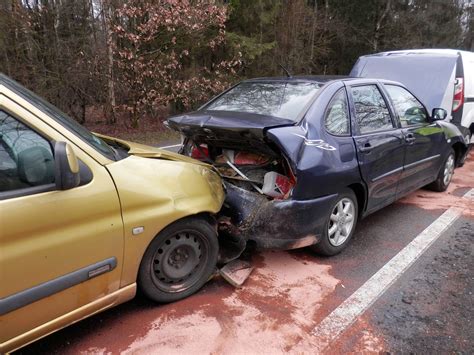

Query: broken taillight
[[191, 144, 209, 159], [453, 77, 464, 112], [215, 150, 269, 165], [234, 151, 269, 165], [262, 171, 294, 198]]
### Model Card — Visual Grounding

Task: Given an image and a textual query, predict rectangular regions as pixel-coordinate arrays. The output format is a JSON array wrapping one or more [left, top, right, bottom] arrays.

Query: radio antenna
[[279, 64, 292, 78]]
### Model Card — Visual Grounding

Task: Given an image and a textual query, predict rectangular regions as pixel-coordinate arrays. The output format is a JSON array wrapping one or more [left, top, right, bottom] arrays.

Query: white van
[[350, 49, 474, 143]]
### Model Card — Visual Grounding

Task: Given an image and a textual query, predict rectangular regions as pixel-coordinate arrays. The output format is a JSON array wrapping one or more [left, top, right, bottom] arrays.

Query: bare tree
[[100, 0, 116, 124]]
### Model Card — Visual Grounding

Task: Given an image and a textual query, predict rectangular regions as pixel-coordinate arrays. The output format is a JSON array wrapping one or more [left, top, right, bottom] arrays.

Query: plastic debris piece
[[220, 259, 254, 288], [262, 171, 294, 198]]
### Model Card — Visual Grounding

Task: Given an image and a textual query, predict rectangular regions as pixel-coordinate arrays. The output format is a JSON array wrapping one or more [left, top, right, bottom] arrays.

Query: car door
[[348, 83, 405, 214], [0, 98, 124, 347], [382, 84, 445, 197]]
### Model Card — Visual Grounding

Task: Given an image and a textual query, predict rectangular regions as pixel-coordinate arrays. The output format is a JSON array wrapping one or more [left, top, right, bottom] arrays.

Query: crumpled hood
[[95, 133, 209, 167]]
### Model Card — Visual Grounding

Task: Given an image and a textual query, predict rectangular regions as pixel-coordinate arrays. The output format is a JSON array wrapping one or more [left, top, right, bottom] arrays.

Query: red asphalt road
[[18, 152, 474, 354]]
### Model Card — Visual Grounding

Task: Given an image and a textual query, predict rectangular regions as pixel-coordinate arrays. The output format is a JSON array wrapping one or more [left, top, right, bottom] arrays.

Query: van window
[[385, 85, 428, 127]]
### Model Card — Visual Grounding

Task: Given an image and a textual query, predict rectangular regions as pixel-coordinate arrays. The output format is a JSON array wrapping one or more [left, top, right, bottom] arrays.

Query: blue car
[[167, 76, 469, 256]]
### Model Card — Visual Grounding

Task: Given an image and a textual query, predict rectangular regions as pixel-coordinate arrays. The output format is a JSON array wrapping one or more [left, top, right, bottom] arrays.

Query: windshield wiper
[[109, 146, 121, 161]]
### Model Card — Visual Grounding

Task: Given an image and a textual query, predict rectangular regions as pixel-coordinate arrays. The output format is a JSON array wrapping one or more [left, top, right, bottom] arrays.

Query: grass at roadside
[[110, 129, 181, 146], [84, 114, 181, 146]]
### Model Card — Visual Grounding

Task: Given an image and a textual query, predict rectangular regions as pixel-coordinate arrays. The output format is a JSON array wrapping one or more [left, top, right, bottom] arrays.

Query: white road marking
[[159, 143, 182, 149], [295, 188, 474, 353]]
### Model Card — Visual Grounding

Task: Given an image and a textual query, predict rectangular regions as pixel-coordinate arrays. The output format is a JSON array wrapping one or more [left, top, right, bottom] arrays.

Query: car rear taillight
[[262, 171, 294, 199], [191, 144, 209, 159], [453, 77, 464, 112], [233, 151, 269, 165]]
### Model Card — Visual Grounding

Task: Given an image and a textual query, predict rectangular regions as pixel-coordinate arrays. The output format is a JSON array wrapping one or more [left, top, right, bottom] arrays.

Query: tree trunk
[[101, 0, 116, 124], [373, 0, 391, 52], [309, 1, 317, 65]]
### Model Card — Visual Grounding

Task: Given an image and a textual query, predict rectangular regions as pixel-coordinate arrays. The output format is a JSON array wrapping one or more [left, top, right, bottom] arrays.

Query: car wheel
[[429, 149, 455, 192], [138, 216, 218, 303], [311, 189, 358, 256]]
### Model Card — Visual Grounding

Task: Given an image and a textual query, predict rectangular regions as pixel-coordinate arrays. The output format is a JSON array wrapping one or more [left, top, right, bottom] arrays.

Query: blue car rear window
[[204, 81, 322, 121]]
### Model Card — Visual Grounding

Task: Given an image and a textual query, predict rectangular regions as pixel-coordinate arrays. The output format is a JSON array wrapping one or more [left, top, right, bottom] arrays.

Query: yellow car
[[0, 74, 224, 353]]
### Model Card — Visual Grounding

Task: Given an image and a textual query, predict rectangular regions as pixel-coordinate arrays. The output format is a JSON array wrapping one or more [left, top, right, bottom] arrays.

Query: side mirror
[[17, 146, 55, 186], [55, 142, 80, 190], [431, 108, 447, 121]]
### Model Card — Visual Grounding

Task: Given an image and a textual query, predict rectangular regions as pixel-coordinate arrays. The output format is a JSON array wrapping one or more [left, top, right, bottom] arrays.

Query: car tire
[[311, 189, 358, 256], [138, 216, 218, 303], [429, 149, 455, 192]]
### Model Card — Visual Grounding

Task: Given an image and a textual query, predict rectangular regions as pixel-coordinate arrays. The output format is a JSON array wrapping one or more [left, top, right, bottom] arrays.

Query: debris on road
[[219, 259, 254, 287]]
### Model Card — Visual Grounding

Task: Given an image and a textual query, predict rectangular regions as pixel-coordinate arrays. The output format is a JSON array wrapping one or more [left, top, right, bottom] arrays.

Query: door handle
[[405, 133, 416, 144], [359, 142, 372, 153]]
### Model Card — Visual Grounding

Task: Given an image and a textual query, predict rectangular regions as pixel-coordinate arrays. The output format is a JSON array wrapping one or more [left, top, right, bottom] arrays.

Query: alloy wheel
[[443, 154, 455, 187], [328, 198, 356, 247]]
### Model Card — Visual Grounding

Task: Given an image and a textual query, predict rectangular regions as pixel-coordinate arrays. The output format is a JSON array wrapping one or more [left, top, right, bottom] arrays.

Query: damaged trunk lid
[[167, 110, 295, 156], [168, 111, 298, 201]]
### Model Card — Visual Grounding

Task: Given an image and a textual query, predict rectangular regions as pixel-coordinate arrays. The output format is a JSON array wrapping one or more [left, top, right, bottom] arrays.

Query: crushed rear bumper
[[218, 183, 338, 250]]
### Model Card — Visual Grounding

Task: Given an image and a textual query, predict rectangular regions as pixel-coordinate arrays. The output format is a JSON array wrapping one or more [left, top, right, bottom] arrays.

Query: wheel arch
[[136, 212, 219, 303], [193, 211, 217, 228], [347, 182, 367, 218], [452, 141, 468, 166], [140, 211, 218, 263]]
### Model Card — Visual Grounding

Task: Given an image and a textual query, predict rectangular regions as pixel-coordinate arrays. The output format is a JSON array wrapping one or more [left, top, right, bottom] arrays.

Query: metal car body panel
[[346, 81, 406, 213], [222, 182, 338, 249], [0, 92, 125, 347], [106, 154, 224, 287], [96, 133, 216, 166], [167, 111, 295, 157], [0, 75, 225, 353], [2, 284, 136, 353], [282, 80, 362, 201], [352, 128, 405, 212]]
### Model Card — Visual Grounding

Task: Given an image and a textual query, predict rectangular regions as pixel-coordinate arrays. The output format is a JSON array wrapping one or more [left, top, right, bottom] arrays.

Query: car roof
[[244, 75, 350, 83], [360, 49, 468, 58], [242, 75, 403, 87]]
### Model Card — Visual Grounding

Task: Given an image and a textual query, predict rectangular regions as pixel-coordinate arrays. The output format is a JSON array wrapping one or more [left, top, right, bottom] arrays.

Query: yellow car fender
[[106, 155, 224, 287]]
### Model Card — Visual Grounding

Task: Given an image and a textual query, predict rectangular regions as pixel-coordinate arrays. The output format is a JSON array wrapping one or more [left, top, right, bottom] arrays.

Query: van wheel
[[138, 217, 218, 303], [429, 149, 455, 192], [311, 189, 358, 256]]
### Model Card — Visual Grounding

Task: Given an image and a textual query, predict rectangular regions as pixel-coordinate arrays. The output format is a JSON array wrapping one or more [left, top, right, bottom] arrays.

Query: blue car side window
[[325, 89, 350, 136], [385, 85, 428, 127], [352, 85, 394, 134]]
